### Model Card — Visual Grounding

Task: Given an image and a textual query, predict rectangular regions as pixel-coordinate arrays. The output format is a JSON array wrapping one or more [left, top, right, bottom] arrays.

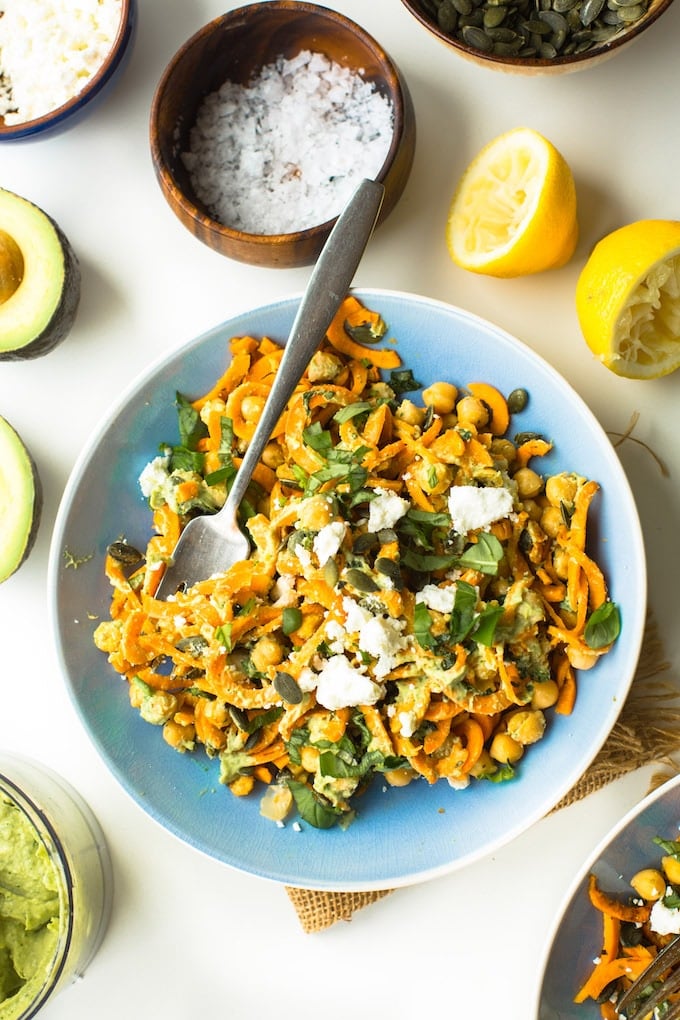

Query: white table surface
[[2, 1, 680, 1016]]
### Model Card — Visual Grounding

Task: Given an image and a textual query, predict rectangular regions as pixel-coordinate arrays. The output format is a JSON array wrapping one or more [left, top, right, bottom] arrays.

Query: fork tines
[[617, 932, 680, 1020]]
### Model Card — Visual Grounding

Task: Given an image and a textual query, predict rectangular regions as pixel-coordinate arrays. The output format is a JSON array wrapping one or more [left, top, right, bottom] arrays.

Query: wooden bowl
[[400, 0, 674, 75], [149, 2, 416, 268], [0, 0, 136, 140]]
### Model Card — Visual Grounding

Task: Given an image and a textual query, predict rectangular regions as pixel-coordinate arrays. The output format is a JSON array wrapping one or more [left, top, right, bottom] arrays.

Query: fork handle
[[223, 178, 385, 519]]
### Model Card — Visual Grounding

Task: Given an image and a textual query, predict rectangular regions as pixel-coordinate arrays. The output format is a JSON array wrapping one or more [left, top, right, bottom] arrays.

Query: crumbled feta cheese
[[315, 655, 384, 710], [294, 544, 313, 570], [313, 521, 346, 564], [447, 776, 470, 790], [0, 0, 124, 126], [296, 667, 318, 693], [415, 583, 458, 614], [325, 619, 347, 655], [357, 615, 407, 678], [398, 710, 417, 738], [650, 895, 680, 936], [341, 595, 374, 633], [367, 489, 410, 533], [139, 455, 171, 500], [271, 574, 298, 607], [447, 485, 514, 534]]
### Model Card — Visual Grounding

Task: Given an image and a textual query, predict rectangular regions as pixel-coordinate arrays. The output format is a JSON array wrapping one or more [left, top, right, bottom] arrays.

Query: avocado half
[[0, 416, 42, 582], [0, 187, 81, 360]]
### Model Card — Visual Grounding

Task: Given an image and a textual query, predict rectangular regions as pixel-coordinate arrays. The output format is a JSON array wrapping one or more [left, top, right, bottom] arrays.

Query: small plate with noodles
[[48, 289, 645, 890]]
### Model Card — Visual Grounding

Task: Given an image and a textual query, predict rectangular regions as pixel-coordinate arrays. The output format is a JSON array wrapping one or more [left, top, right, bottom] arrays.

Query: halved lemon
[[446, 126, 578, 278], [576, 219, 680, 379]]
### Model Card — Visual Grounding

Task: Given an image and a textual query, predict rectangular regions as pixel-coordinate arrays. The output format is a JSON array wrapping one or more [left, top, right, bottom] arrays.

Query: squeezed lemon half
[[446, 126, 578, 278], [576, 219, 680, 379]]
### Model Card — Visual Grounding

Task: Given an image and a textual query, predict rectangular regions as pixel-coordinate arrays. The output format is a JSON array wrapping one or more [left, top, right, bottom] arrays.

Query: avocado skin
[[0, 213, 81, 362], [0, 417, 43, 582]]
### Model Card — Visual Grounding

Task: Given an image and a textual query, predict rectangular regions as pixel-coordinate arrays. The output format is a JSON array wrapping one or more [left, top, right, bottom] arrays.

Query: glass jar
[[0, 753, 113, 1019]]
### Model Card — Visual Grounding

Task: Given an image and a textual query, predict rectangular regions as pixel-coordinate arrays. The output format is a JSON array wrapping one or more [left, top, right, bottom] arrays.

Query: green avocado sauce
[[0, 795, 62, 1018]]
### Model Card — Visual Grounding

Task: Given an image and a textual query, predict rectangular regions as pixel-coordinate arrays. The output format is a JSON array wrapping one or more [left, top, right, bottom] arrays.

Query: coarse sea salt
[[181, 49, 395, 236], [0, 0, 123, 126]]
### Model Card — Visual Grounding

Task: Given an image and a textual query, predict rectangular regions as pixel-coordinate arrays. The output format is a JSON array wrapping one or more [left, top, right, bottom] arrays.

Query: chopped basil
[[286, 779, 342, 829], [414, 600, 436, 649], [584, 601, 621, 649], [458, 532, 504, 575]]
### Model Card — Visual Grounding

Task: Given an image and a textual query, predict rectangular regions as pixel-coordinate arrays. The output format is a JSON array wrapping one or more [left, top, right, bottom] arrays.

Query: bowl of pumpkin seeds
[[400, 0, 673, 73]]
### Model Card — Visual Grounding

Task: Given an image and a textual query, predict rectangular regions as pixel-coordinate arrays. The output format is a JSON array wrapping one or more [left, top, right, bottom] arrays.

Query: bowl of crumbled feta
[[149, 2, 416, 268], [0, 0, 136, 140], [535, 773, 680, 1020]]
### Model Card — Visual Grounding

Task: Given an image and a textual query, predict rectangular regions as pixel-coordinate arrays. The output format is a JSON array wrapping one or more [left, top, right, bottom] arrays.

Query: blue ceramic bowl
[[48, 289, 646, 890], [0, 0, 136, 141], [535, 773, 680, 1019]]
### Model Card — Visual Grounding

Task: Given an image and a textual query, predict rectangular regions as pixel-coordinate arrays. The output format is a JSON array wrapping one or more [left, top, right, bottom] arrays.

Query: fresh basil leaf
[[333, 401, 373, 424], [458, 532, 504, 576], [402, 548, 459, 572], [176, 391, 208, 449], [169, 446, 204, 474], [214, 624, 232, 651], [448, 581, 477, 643], [664, 889, 680, 910], [584, 602, 621, 649], [389, 368, 423, 395], [344, 315, 387, 344], [484, 763, 515, 783], [414, 600, 436, 649], [286, 779, 342, 829], [302, 421, 332, 455], [205, 465, 236, 486], [473, 604, 504, 646], [653, 836, 680, 859]]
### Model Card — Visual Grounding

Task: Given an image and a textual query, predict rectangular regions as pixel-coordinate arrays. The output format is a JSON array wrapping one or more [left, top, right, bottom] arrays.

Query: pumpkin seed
[[580, 0, 605, 24], [228, 705, 250, 731], [176, 634, 209, 656], [323, 557, 339, 588], [274, 671, 304, 705], [539, 9, 568, 31], [438, 0, 459, 30], [507, 387, 529, 413], [616, 4, 643, 20], [344, 567, 380, 593], [539, 40, 558, 55], [553, 0, 579, 13], [486, 24, 518, 39], [461, 23, 494, 47], [483, 5, 509, 26], [107, 540, 144, 567], [375, 557, 404, 587], [353, 532, 379, 554], [452, 0, 474, 14], [377, 528, 399, 544]]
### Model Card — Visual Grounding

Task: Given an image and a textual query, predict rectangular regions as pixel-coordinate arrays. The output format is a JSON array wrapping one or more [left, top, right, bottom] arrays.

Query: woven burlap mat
[[286, 614, 680, 932]]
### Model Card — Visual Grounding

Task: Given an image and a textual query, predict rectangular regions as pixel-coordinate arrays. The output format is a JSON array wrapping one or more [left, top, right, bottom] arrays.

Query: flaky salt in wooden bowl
[[149, 1, 416, 268]]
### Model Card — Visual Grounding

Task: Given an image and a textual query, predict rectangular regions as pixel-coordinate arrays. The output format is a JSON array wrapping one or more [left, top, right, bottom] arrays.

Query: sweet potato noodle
[[94, 296, 620, 829]]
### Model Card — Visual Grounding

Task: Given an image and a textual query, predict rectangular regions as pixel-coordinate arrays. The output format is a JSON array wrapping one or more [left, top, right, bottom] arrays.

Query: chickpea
[[662, 856, 680, 886], [384, 767, 416, 788], [490, 438, 517, 465], [522, 498, 543, 522], [630, 868, 666, 901], [307, 349, 343, 382], [250, 634, 284, 673], [513, 467, 544, 500], [411, 458, 453, 495], [531, 679, 559, 710], [422, 381, 458, 415], [545, 472, 579, 508], [300, 745, 321, 773], [489, 731, 524, 765], [162, 719, 196, 751], [261, 441, 284, 469], [296, 494, 333, 531], [506, 709, 546, 746], [395, 399, 425, 427], [540, 505, 564, 538], [567, 646, 600, 670], [240, 394, 265, 421], [456, 395, 489, 430]]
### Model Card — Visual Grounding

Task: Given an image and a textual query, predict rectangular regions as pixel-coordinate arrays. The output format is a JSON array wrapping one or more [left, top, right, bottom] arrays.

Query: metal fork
[[153, 177, 384, 599], [616, 932, 680, 1020]]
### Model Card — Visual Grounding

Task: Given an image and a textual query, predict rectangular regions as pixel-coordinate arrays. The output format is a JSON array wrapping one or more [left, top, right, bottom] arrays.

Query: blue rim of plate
[[48, 288, 646, 891], [534, 772, 680, 1019]]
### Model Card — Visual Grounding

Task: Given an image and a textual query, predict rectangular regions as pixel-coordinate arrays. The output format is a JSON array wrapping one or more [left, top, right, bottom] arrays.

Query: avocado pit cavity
[[0, 231, 24, 305]]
